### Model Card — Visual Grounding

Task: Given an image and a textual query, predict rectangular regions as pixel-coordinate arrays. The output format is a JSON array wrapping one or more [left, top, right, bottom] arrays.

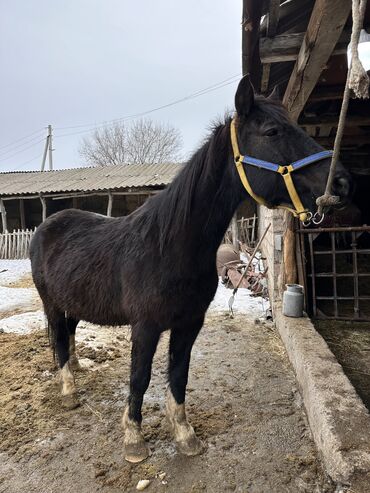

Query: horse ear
[[268, 84, 281, 101], [235, 75, 255, 116]]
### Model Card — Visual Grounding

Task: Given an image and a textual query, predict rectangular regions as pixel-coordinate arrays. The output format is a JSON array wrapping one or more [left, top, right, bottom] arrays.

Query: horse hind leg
[[122, 321, 161, 463], [166, 319, 204, 456], [47, 309, 80, 409], [66, 317, 82, 371]]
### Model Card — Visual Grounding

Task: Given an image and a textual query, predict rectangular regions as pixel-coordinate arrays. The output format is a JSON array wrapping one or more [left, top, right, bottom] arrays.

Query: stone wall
[[258, 206, 285, 309]]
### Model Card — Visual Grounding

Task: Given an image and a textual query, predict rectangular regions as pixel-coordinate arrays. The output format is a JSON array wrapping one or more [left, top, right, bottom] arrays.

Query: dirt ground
[[315, 319, 370, 411], [0, 301, 337, 493]]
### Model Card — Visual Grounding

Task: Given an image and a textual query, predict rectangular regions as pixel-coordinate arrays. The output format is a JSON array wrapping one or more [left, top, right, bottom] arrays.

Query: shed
[[0, 163, 181, 232], [244, 0, 370, 320]]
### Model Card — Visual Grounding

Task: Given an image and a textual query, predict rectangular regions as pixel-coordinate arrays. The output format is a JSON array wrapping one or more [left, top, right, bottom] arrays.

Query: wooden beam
[[260, 27, 355, 63], [19, 199, 26, 230], [0, 198, 8, 232], [300, 114, 370, 128], [261, 0, 280, 93], [283, 0, 351, 121], [242, 0, 263, 88], [50, 190, 159, 200], [308, 85, 345, 102], [40, 195, 47, 222], [260, 26, 367, 64], [263, 0, 280, 86], [107, 191, 113, 217], [315, 135, 370, 146]]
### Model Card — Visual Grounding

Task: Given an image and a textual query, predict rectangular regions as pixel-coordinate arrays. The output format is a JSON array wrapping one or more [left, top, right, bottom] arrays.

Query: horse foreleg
[[122, 322, 161, 463], [66, 317, 81, 371], [166, 318, 204, 456]]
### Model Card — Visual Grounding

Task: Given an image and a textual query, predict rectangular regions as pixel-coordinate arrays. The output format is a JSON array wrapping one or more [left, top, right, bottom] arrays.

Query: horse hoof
[[124, 441, 150, 463], [61, 393, 80, 410], [177, 434, 205, 457]]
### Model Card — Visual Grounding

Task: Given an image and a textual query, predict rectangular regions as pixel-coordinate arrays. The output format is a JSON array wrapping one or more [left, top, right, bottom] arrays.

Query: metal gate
[[297, 226, 370, 321]]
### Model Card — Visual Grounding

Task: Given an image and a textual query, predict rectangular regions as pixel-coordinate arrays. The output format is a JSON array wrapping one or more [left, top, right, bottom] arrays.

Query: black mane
[[133, 119, 231, 251]]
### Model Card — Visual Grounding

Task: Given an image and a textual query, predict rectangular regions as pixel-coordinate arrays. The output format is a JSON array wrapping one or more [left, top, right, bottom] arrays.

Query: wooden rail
[[0, 228, 36, 259]]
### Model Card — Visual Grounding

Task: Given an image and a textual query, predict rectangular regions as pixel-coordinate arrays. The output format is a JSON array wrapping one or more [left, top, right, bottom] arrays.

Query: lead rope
[[316, 0, 369, 216]]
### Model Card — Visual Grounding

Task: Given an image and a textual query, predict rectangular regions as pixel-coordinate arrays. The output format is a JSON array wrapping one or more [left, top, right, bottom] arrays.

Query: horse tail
[[30, 227, 67, 365]]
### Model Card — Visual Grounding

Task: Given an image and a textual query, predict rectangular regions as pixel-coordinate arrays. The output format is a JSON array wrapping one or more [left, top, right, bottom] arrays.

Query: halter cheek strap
[[230, 118, 333, 223]]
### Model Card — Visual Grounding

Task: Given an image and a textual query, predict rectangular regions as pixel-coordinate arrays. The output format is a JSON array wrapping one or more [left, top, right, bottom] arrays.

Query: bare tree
[[79, 118, 182, 166]]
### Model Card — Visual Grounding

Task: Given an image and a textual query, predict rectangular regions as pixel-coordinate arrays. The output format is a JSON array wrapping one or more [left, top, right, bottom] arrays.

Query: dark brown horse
[[30, 76, 351, 463]]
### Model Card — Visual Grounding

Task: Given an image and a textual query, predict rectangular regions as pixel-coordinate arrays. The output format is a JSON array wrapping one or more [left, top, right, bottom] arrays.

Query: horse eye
[[263, 128, 278, 137]]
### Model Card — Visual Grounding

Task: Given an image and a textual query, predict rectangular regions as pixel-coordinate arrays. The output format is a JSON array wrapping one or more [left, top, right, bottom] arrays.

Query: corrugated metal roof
[[0, 163, 181, 197]]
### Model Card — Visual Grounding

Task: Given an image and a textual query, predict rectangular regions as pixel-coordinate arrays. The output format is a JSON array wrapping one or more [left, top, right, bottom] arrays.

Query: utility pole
[[41, 125, 53, 171], [48, 124, 53, 170]]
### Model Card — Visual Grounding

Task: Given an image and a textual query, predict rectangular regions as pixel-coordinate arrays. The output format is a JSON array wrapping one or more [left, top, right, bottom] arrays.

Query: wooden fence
[[0, 229, 36, 259], [224, 214, 257, 248]]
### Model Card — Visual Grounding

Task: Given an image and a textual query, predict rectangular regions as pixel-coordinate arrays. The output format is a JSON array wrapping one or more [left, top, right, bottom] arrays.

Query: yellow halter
[[230, 118, 333, 223]]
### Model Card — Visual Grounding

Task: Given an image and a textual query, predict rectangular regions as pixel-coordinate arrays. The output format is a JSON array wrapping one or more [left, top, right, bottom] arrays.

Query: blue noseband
[[241, 150, 333, 172]]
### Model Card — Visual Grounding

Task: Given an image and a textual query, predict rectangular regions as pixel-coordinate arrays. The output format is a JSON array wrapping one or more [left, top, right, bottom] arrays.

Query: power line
[[9, 152, 45, 172], [54, 74, 241, 138], [0, 138, 46, 163], [0, 128, 44, 152], [0, 133, 49, 159]]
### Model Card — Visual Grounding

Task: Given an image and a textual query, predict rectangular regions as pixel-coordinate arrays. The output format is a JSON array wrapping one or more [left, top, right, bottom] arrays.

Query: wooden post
[[242, 0, 263, 88], [72, 196, 78, 209], [283, 0, 351, 121], [41, 135, 49, 172], [282, 213, 297, 291], [231, 215, 239, 250], [0, 198, 7, 232], [107, 191, 113, 217], [40, 195, 47, 222], [19, 199, 26, 230]]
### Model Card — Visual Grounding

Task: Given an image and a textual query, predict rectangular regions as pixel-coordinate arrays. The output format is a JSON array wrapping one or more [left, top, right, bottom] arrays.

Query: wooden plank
[[260, 27, 360, 64], [0, 198, 8, 232], [261, 0, 280, 93], [19, 199, 26, 230], [107, 191, 113, 217], [300, 114, 370, 128], [242, 0, 263, 88], [40, 196, 47, 222], [315, 135, 370, 146], [308, 85, 345, 102], [283, 0, 351, 121]]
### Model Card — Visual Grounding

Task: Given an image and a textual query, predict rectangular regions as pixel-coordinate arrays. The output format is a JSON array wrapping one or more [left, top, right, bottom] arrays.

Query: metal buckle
[[302, 212, 313, 227], [312, 211, 325, 225]]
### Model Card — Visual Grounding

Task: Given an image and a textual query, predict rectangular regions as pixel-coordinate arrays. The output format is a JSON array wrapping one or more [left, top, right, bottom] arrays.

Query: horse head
[[231, 76, 353, 223]]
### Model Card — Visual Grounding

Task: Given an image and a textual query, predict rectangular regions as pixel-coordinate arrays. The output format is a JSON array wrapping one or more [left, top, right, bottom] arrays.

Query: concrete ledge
[[274, 303, 370, 491]]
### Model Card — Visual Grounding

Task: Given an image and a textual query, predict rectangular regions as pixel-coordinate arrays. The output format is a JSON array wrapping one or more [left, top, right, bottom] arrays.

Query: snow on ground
[[0, 286, 38, 315], [0, 260, 31, 286], [208, 277, 269, 316], [0, 311, 45, 334]]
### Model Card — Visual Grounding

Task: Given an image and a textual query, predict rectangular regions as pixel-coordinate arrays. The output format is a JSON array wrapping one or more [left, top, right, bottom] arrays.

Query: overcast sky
[[0, 1, 242, 172]]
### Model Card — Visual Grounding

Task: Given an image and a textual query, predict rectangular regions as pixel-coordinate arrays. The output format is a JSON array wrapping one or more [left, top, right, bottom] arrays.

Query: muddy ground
[[0, 304, 338, 493]]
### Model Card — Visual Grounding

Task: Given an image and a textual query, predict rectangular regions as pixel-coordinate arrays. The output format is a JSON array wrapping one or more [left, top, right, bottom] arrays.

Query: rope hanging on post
[[316, 0, 369, 214]]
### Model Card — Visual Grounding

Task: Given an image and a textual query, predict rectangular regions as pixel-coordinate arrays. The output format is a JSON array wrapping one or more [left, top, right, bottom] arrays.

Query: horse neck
[[160, 122, 248, 261]]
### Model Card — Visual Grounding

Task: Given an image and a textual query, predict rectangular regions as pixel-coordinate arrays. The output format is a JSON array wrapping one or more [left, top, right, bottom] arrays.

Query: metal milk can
[[282, 284, 304, 317]]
